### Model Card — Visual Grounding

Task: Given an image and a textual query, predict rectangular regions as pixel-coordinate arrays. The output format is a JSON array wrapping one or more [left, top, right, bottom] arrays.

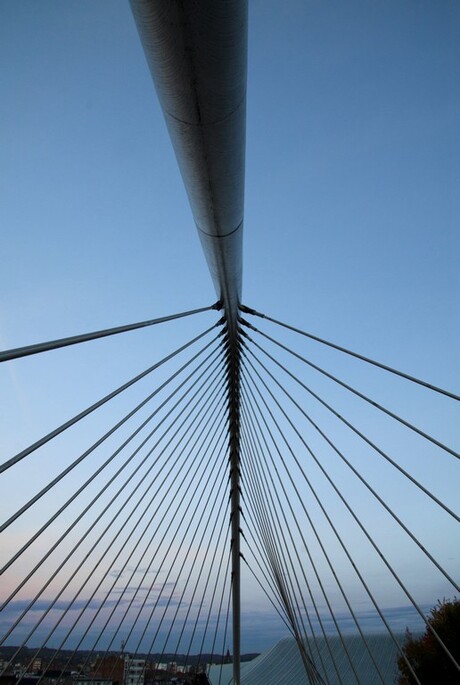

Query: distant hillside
[[0, 646, 259, 667]]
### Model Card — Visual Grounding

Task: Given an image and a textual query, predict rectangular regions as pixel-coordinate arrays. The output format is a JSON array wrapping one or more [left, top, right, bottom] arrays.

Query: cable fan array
[[236, 305, 459, 685], [1, 305, 236, 683], [1, 302, 459, 685]]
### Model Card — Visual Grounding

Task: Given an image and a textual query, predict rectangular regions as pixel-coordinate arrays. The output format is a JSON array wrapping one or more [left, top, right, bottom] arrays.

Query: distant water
[[208, 632, 412, 685]]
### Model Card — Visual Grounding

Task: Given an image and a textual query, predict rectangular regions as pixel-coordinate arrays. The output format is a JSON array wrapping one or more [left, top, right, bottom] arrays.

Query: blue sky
[[1, 0, 459, 655]]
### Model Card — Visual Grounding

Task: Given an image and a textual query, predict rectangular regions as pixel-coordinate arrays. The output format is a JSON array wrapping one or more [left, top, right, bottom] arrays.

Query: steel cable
[[242, 349, 417, 684], [240, 407, 336, 685], [1, 336, 225, 579], [0, 303, 220, 362], [242, 338, 460, 591], [240, 425, 316, 666], [0, 355, 225, 664], [34, 405, 227, 685], [103, 448, 228, 683], [240, 319, 459, 460], [2, 354, 227, 676], [242, 347, 458, 677], [53, 402, 229, 685], [87, 403, 230, 681], [241, 393, 346, 685], [152, 464, 230, 672], [240, 329, 458, 522], [180, 516, 231, 675], [63, 382, 229, 683], [209, 548, 232, 681], [241, 368, 363, 685], [0, 321, 223, 473], [194, 523, 232, 673], [240, 305, 459, 402]]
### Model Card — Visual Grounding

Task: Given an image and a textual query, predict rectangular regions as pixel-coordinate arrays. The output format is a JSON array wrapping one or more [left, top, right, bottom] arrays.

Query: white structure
[[208, 635, 403, 685], [123, 656, 145, 685]]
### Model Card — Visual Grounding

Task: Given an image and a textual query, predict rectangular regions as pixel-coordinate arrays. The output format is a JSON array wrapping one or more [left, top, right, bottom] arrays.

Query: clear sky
[[1, 0, 459, 654]]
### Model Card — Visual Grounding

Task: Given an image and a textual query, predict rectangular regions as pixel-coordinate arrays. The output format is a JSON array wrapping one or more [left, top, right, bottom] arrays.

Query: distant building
[[31, 660, 42, 674], [155, 663, 167, 672], [0, 659, 10, 674], [123, 656, 145, 685]]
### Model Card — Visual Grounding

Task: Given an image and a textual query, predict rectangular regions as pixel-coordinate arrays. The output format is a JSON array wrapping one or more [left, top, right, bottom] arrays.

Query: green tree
[[397, 597, 460, 684]]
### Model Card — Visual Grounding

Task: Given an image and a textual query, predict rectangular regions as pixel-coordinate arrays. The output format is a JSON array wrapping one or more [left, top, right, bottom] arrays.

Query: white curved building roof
[[208, 633, 403, 685]]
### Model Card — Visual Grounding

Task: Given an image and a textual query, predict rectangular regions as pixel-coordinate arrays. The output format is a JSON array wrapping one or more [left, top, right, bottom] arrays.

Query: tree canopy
[[397, 597, 460, 684]]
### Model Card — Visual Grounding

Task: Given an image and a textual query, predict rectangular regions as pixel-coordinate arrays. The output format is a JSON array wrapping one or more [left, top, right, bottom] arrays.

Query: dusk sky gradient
[[1, 1, 459, 654]]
